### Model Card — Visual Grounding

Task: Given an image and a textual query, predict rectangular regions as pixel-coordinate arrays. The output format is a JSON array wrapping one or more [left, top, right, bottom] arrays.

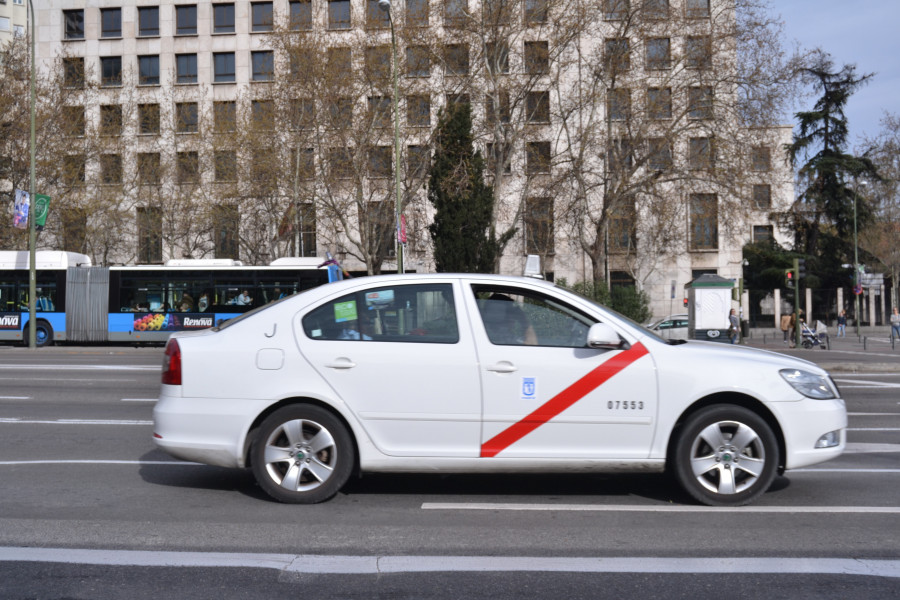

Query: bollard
[[863, 336, 867, 351]]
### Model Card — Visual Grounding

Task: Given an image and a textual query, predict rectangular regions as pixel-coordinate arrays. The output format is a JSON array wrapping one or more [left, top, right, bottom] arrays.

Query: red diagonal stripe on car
[[480, 342, 650, 458]]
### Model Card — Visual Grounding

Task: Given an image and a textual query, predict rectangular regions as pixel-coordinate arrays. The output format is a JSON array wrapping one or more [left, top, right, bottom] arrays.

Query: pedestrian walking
[[837, 310, 847, 338], [891, 307, 900, 342], [780, 313, 792, 345], [729, 308, 740, 344]]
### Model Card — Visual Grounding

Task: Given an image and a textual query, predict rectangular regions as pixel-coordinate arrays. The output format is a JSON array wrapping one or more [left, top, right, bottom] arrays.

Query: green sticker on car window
[[334, 300, 358, 323]]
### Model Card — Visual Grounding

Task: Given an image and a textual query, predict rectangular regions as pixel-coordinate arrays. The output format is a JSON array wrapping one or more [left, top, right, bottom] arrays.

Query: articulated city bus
[[0, 251, 334, 346]]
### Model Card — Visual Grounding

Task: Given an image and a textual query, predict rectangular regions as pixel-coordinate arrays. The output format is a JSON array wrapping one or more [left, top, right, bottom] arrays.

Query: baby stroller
[[800, 320, 828, 349]]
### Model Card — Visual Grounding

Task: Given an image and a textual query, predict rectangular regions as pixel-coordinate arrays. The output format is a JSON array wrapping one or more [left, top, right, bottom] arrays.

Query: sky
[[776, 0, 900, 148]]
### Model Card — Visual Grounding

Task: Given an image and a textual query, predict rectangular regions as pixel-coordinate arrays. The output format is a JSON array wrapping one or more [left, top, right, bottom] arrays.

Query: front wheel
[[31, 321, 54, 347], [250, 404, 354, 504], [673, 405, 779, 506]]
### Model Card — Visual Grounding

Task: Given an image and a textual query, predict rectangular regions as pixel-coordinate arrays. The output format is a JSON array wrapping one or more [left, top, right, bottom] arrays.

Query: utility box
[[685, 274, 734, 343]]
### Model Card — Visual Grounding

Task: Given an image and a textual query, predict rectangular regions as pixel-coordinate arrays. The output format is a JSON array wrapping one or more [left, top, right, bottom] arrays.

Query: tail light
[[162, 338, 182, 386]]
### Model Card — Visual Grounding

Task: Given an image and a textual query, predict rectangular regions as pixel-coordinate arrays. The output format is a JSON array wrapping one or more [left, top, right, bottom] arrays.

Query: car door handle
[[486, 362, 518, 373], [325, 358, 357, 369]]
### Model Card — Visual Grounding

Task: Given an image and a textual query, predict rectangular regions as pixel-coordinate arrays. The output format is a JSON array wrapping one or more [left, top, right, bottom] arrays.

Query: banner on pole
[[13, 190, 29, 229], [34, 195, 51, 232]]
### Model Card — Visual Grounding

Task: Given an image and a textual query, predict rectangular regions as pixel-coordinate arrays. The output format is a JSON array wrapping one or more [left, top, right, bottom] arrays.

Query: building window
[[524, 41, 549, 75], [689, 137, 714, 170], [177, 151, 200, 184], [446, 93, 470, 112], [214, 53, 236, 83], [648, 138, 672, 171], [138, 153, 161, 185], [326, 97, 354, 128], [62, 106, 85, 137], [444, 0, 468, 26], [63, 57, 84, 88], [368, 146, 392, 178], [485, 142, 511, 174], [64, 155, 86, 185], [100, 57, 122, 87], [139, 104, 160, 135], [526, 91, 550, 123], [603, 0, 628, 20], [329, 0, 351, 29], [251, 149, 276, 188], [366, 0, 390, 28], [365, 45, 391, 80], [251, 100, 275, 130], [609, 203, 635, 252], [365, 201, 395, 257], [290, 98, 315, 130], [752, 184, 772, 209], [647, 87, 672, 119], [100, 8, 122, 38], [481, 41, 507, 75], [213, 3, 236, 33], [406, 46, 431, 77], [685, 36, 712, 69], [524, 197, 554, 254], [296, 203, 317, 257], [688, 86, 714, 120], [604, 38, 630, 72], [444, 44, 469, 76], [685, 0, 710, 18], [753, 225, 773, 243], [138, 55, 160, 85], [290, 147, 315, 180], [176, 5, 198, 35], [690, 193, 718, 250], [214, 151, 237, 182], [251, 2, 274, 32], [214, 101, 237, 132], [290, 0, 313, 30], [213, 206, 240, 259], [483, 0, 513, 24], [61, 208, 88, 253], [645, 38, 670, 70], [99, 105, 122, 136], [327, 148, 353, 179], [751, 146, 771, 171], [327, 47, 352, 75], [644, 0, 668, 19], [485, 92, 510, 125], [526, 141, 551, 175], [176, 54, 198, 84], [64, 9, 84, 40], [525, 0, 548, 24], [405, 95, 430, 127], [408, 145, 430, 179], [101, 154, 123, 185], [138, 7, 160, 36], [252, 51, 275, 81], [137, 207, 163, 263], [606, 88, 630, 121], [176, 102, 199, 133], [14, 25, 26, 37], [408, 0, 429, 26], [607, 138, 633, 172], [364, 96, 389, 128]]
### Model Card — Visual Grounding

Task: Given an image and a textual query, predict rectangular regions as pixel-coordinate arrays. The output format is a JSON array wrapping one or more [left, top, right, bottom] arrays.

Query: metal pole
[[388, 11, 403, 274], [854, 186, 860, 337], [794, 257, 801, 347], [28, 0, 37, 349]]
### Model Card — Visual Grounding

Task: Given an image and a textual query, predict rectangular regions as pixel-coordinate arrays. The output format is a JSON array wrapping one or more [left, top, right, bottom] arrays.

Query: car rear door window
[[303, 284, 458, 343]]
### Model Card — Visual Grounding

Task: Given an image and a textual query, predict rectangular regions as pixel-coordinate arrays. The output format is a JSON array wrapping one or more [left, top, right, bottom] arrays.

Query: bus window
[[120, 276, 166, 312], [0, 280, 17, 312]]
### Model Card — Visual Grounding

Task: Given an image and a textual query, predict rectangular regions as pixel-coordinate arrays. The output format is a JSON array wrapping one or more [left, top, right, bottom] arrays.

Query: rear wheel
[[250, 404, 354, 504], [673, 405, 778, 506]]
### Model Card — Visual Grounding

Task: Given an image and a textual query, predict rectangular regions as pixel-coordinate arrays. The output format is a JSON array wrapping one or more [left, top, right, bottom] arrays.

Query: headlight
[[779, 369, 838, 399]]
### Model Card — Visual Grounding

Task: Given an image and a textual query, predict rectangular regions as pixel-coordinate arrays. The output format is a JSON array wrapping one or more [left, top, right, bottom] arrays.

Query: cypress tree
[[427, 102, 503, 272]]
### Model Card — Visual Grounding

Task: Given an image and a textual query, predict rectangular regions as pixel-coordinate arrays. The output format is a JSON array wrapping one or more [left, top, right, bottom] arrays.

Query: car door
[[295, 280, 482, 457], [465, 281, 658, 459]]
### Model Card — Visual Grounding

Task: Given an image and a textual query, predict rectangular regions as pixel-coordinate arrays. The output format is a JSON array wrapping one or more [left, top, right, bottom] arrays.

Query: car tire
[[34, 321, 54, 347], [673, 405, 778, 506], [251, 404, 354, 504]]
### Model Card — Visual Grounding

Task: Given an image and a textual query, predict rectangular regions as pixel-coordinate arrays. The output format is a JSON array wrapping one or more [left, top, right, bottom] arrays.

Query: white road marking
[[421, 503, 900, 514], [0, 377, 147, 382], [0, 364, 159, 371], [0, 547, 897, 577], [0, 418, 152, 425], [847, 428, 900, 431], [848, 413, 900, 416], [844, 443, 900, 453], [0, 460, 200, 466], [835, 373, 900, 377], [120, 398, 158, 403], [0, 396, 31, 400]]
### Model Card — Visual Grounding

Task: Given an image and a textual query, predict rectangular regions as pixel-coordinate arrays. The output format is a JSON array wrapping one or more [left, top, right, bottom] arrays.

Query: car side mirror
[[587, 322, 625, 350]]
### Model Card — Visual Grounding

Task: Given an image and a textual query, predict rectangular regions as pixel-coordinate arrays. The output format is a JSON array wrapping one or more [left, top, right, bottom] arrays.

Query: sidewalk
[[741, 326, 900, 373]]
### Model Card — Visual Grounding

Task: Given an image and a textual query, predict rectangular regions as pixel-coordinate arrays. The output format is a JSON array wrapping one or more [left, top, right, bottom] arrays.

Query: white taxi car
[[153, 274, 846, 506]]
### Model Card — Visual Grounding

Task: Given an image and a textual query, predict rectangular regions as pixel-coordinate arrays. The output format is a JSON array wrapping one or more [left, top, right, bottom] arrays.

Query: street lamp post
[[378, 0, 404, 274], [854, 180, 865, 337], [28, 0, 37, 349]]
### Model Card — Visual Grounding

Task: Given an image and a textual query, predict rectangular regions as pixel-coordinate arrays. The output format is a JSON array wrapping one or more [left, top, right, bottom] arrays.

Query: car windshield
[[556, 284, 669, 344]]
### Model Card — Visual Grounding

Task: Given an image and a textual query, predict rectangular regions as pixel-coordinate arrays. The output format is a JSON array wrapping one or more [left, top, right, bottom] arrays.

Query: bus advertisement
[[0, 251, 336, 346]]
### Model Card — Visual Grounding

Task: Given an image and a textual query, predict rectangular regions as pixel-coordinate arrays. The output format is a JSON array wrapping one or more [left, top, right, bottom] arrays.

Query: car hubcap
[[689, 420, 766, 495], [263, 419, 337, 492]]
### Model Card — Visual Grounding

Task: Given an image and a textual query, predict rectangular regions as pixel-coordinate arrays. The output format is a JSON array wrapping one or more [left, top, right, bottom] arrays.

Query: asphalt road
[[0, 344, 898, 599]]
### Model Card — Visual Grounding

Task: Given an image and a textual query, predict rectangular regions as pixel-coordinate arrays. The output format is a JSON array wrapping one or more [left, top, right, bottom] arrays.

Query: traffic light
[[797, 259, 807, 279], [785, 269, 794, 289]]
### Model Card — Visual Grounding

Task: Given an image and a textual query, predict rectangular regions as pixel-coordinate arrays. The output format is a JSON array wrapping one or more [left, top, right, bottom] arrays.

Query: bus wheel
[[34, 321, 54, 347]]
